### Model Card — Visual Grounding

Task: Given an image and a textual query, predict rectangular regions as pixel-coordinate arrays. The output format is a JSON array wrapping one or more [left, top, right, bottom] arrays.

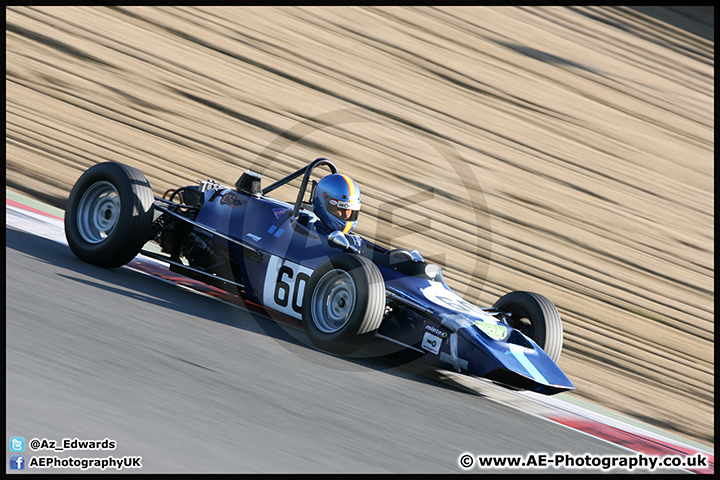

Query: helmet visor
[[326, 198, 360, 222]]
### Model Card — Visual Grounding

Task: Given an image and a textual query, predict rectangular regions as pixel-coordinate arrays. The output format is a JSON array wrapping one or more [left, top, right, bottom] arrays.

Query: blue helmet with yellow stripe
[[312, 173, 361, 233]]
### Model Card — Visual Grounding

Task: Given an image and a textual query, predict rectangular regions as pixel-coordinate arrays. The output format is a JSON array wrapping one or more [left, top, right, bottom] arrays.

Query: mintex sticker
[[421, 332, 442, 355]]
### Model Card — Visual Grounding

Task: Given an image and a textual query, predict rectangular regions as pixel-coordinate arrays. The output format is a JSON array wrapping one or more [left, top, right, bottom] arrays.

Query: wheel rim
[[311, 270, 356, 334], [76, 181, 121, 244]]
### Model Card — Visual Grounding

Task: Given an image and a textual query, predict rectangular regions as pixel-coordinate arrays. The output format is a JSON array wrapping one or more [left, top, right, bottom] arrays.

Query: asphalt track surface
[[6, 6, 713, 449], [6, 223, 691, 474]]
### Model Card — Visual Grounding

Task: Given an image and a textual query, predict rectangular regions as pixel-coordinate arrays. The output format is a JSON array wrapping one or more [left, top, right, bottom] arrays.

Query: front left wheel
[[302, 253, 385, 355], [64, 162, 154, 268]]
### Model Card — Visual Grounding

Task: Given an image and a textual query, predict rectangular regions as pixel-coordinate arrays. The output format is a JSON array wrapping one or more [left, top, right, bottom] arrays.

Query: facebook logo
[[10, 437, 25, 452], [10, 455, 24, 470]]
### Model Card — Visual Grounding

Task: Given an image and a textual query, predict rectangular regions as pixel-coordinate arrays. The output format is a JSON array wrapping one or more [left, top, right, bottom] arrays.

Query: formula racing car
[[64, 158, 575, 395]]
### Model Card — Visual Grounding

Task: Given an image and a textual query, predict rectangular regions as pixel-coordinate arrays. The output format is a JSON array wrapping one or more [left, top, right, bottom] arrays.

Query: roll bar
[[261, 157, 338, 219]]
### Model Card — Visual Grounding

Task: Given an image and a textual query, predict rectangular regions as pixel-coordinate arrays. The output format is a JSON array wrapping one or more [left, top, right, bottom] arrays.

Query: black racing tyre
[[302, 253, 385, 355], [493, 291, 564, 363], [64, 162, 154, 268]]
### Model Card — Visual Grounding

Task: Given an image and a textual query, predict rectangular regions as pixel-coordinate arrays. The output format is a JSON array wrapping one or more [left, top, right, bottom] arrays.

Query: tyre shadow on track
[[7, 226, 471, 396]]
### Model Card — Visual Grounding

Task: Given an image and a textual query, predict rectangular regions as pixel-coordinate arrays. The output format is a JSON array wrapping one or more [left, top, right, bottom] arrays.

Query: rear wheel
[[493, 291, 564, 363], [65, 162, 154, 268], [302, 253, 385, 355]]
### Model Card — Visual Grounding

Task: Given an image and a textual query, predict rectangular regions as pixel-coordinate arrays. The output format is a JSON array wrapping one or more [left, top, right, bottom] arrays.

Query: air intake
[[235, 170, 262, 197]]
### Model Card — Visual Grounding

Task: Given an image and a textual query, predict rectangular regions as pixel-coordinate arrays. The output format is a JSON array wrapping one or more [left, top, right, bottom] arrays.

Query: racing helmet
[[312, 173, 361, 233]]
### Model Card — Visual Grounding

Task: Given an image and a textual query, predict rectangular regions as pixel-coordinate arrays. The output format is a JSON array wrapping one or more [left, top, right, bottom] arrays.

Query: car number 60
[[274, 265, 311, 314], [264, 255, 314, 319]]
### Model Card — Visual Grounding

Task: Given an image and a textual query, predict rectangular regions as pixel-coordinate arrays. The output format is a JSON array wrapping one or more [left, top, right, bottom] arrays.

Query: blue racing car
[[64, 158, 575, 395]]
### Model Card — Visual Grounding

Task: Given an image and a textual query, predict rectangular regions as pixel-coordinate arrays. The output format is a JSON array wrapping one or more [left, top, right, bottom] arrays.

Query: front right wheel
[[493, 291, 564, 363]]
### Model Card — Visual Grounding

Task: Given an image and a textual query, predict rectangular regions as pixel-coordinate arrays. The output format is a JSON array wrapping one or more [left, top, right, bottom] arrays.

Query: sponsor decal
[[220, 191, 244, 207], [474, 321, 508, 340], [245, 232, 262, 242], [267, 225, 285, 238], [421, 332, 442, 354], [272, 207, 290, 219], [425, 324, 448, 338]]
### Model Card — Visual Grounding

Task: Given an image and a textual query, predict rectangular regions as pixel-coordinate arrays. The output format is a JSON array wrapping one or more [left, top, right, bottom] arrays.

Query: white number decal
[[264, 256, 314, 319], [421, 281, 486, 317]]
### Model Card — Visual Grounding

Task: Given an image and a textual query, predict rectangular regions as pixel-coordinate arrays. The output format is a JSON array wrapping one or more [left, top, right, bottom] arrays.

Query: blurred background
[[6, 7, 713, 445]]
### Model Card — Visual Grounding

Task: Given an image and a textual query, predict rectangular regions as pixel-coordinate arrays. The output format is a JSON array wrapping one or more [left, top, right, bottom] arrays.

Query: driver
[[312, 173, 361, 234]]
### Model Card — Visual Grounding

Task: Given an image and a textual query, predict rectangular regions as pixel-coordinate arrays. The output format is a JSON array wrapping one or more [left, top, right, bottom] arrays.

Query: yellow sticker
[[474, 321, 508, 340]]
